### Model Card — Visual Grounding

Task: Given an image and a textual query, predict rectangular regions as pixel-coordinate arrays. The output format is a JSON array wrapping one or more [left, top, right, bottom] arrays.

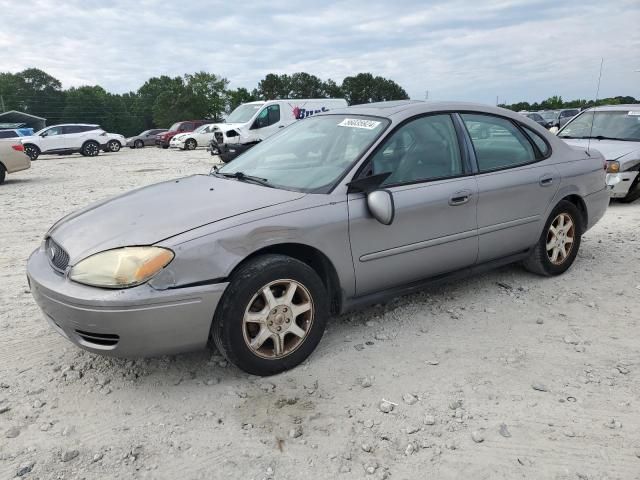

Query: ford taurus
[[27, 101, 610, 375]]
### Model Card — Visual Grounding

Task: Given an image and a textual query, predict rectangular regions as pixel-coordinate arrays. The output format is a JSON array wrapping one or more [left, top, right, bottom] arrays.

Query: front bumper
[[27, 246, 228, 357], [155, 138, 171, 147], [606, 171, 639, 198]]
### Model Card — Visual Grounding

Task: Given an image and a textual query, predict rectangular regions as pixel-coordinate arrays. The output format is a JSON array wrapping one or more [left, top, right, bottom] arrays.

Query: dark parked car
[[155, 121, 211, 149], [523, 112, 552, 129], [126, 129, 168, 149], [558, 109, 580, 128]]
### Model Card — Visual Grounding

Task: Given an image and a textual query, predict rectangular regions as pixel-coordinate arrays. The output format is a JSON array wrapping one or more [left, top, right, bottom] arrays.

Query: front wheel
[[134, 140, 144, 149], [107, 140, 121, 152], [211, 254, 329, 375], [523, 200, 582, 276], [81, 141, 100, 157], [185, 139, 197, 150]]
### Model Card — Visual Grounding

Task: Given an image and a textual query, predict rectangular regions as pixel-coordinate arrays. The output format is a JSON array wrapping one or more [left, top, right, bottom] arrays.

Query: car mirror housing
[[367, 190, 395, 225]]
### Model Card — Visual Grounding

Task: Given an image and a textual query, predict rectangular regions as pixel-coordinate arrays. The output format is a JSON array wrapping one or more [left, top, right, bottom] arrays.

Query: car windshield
[[168, 122, 181, 132], [194, 125, 210, 133], [558, 110, 640, 141], [217, 115, 389, 193], [226, 104, 263, 123]]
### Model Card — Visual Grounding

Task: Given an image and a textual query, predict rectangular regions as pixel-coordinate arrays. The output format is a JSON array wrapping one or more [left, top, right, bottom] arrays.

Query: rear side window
[[267, 105, 280, 125], [63, 125, 83, 134], [521, 125, 550, 157], [461, 114, 536, 172], [0, 130, 18, 138]]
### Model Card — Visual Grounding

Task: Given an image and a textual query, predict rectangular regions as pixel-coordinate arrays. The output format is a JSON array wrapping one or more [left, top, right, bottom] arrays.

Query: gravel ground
[[1, 147, 639, 479]]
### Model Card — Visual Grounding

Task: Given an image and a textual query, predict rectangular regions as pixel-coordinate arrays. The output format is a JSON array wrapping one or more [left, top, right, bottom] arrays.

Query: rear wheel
[[134, 140, 144, 149], [211, 254, 329, 375], [24, 144, 40, 161], [107, 140, 121, 152], [81, 141, 100, 157], [0, 164, 5, 184], [523, 200, 582, 276]]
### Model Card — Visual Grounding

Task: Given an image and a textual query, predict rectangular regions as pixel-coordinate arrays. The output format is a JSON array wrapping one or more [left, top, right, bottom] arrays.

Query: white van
[[212, 98, 348, 146]]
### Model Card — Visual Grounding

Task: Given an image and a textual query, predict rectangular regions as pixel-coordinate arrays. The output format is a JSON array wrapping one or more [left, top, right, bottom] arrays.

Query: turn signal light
[[606, 161, 620, 174], [12, 144, 24, 152]]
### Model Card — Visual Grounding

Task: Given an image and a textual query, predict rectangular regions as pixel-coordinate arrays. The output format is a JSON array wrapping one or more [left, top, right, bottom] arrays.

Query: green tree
[[341, 73, 409, 105], [321, 79, 342, 98], [227, 87, 257, 112], [61, 85, 109, 125], [256, 73, 292, 99], [288, 72, 325, 98], [184, 71, 229, 120]]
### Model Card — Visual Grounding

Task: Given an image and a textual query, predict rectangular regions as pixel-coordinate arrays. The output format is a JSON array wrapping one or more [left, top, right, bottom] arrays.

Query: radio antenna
[[587, 58, 604, 155]]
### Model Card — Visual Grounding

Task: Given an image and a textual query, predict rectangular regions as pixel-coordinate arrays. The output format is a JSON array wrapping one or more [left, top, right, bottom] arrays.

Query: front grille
[[75, 329, 120, 347], [214, 132, 224, 144], [45, 237, 70, 272]]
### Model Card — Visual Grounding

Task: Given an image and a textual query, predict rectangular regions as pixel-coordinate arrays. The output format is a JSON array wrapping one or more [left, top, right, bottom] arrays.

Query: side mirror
[[40, 132, 48, 137], [367, 190, 395, 225]]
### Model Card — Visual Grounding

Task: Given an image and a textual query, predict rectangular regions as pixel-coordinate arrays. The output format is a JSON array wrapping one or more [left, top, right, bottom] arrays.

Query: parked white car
[[209, 98, 348, 148], [102, 132, 127, 153], [21, 124, 108, 161], [170, 124, 216, 150]]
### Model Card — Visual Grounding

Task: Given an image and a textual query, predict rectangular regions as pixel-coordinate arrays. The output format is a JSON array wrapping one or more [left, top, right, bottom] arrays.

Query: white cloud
[[0, 0, 637, 104]]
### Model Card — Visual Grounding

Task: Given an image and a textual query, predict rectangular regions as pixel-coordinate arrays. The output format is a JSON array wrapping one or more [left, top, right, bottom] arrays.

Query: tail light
[[12, 144, 24, 152]]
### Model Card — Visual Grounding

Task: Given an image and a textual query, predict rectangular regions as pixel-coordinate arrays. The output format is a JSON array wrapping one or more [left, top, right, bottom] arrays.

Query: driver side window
[[43, 126, 63, 136], [369, 114, 463, 186], [252, 105, 280, 129]]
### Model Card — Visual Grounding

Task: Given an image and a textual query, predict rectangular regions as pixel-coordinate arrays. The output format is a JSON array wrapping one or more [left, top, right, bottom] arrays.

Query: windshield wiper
[[574, 135, 634, 141], [217, 171, 271, 187]]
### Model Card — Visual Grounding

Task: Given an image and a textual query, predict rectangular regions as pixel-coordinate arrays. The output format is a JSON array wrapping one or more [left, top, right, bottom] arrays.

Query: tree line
[[499, 94, 638, 112], [0, 68, 408, 136]]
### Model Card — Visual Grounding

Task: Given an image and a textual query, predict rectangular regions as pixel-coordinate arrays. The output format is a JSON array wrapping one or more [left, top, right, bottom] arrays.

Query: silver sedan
[[557, 104, 640, 202], [27, 101, 610, 375]]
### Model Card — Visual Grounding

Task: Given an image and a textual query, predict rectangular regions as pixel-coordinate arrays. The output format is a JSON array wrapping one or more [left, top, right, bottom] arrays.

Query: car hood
[[560, 138, 640, 163], [49, 174, 306, 263]]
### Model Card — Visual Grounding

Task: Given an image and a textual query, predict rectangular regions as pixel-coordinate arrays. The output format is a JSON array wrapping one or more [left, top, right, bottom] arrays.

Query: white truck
[[209, 98, 348, 158]]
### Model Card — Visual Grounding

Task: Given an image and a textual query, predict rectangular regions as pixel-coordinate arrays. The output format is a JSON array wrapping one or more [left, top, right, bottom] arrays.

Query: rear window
[[521, 125, 550, 157], [0, 130, 18, 138]]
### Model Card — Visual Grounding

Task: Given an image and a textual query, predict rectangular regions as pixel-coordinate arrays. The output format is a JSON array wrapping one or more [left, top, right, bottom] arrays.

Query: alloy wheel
[[108, 140, 121, 152], [546, 213, 575, 265], [242, 279, 314, 359]]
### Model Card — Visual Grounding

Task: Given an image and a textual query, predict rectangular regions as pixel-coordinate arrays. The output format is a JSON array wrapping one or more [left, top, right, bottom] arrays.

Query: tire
[[0, 164, 5, 184], [211, 254, 329, 376], [107, 140, 121, 152], [185, 138, 197, 150], [162, 145, 169, 149], [523, 200, 583, 276], [134, 140, 144, 149], [81, 141, 100, 157], [24, 144, 40, 161], [620, 176, 640, 203]]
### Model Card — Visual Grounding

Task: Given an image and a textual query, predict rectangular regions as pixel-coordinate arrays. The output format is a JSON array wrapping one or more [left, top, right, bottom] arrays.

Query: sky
[[0, 0, 639, 105]]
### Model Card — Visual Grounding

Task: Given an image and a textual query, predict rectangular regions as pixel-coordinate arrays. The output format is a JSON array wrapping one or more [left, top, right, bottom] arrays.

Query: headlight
[[606, 161, 620, 173], [69, 247, 174, 288]]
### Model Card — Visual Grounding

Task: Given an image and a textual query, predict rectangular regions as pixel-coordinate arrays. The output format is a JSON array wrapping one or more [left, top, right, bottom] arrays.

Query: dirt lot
[[1, 147, 639, 480]]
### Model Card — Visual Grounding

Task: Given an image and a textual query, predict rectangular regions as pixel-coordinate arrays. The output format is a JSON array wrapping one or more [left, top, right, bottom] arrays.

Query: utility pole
[[0, 94, 5, 112], [425, 90, 429, 100]]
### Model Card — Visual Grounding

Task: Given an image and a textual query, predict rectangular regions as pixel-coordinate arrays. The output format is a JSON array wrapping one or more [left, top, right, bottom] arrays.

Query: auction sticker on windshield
[[338, 118, 382, 129]]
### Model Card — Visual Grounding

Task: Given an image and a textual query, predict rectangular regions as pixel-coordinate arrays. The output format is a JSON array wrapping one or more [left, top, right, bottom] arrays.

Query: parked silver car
[[126, 129, 168, 149], [27, 101, 610, 375], [557, 104, 640, 202]]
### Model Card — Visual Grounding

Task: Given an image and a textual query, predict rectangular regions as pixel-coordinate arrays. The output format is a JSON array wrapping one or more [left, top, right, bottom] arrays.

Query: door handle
[[278, 125, 285, 128], [449, 190, 472, 206], [539, 175, 554, 186]]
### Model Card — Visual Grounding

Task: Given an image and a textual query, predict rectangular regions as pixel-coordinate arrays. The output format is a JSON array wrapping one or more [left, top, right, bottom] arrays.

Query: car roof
[[47, 123, 100, 127], [582, 104, 640, 112], [325, 100, 535, 123]]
